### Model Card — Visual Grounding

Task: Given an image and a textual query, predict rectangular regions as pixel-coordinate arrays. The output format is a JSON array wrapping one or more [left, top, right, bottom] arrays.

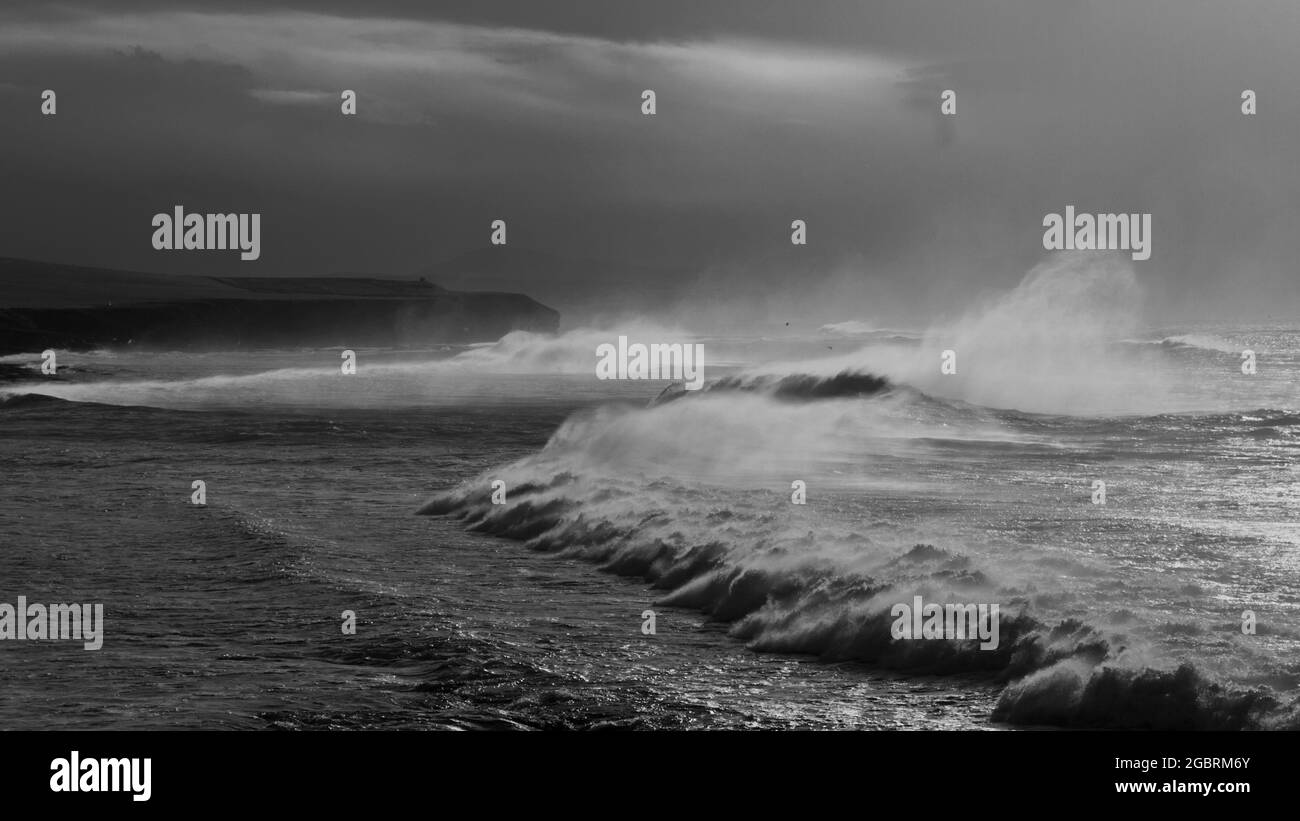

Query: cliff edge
[[0, 258, 560, 354]]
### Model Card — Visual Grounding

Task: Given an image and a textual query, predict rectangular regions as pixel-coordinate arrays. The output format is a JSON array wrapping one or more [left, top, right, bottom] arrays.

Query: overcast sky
[[1, 0, 1297, 324]]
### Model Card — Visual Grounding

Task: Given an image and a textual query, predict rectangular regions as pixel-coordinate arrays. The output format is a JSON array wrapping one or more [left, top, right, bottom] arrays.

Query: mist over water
[[7, 251, 1286, 415], [5, 0, 1300, 740], [4, 254, 1298, 729], [911, 254, 1163, 414], [419, 254, 1300, 729]]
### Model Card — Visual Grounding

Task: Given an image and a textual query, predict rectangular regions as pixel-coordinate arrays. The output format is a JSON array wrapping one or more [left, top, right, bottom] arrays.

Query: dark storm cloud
[[0, 0, 1064, 49], [0, 1, 1296, 322]]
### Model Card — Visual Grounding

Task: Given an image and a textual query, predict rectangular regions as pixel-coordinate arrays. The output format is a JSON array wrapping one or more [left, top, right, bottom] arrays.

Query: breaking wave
[[418, 254, 1300, 729], [419, 397, 1291, 729], [1158, 334, 1242, 354]]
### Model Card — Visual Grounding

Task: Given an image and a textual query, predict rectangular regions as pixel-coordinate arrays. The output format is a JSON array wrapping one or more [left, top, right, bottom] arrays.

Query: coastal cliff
[[0, 258, 560, 354]]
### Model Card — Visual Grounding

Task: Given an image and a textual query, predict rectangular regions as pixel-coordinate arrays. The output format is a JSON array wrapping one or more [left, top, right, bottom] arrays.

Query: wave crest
[[420, 456, 1291, 729]]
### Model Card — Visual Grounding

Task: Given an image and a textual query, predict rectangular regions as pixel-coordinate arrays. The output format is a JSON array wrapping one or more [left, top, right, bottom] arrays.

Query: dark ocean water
[[0, 377, 997, 729], [2, 309, 1298, 730]]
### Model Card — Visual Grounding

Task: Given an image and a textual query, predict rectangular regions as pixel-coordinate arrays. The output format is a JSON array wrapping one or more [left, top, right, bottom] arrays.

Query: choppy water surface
[[3, 270, 1298, 730]]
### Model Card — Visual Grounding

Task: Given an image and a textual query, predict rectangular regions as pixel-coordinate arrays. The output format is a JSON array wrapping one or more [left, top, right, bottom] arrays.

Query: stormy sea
[[2, 259, 1297, 730]]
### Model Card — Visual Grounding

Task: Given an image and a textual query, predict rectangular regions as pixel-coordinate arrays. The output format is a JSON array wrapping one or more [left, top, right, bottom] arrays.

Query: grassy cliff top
[[0, 258, 446, 310]]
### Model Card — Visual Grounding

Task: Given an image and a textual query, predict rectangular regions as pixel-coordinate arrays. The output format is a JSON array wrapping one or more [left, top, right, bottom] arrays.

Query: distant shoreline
[[0, 257, 559, 355]]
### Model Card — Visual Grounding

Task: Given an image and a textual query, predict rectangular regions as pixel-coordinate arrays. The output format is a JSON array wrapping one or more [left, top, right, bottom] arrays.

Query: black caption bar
[[1, 731, 1286, 810]]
